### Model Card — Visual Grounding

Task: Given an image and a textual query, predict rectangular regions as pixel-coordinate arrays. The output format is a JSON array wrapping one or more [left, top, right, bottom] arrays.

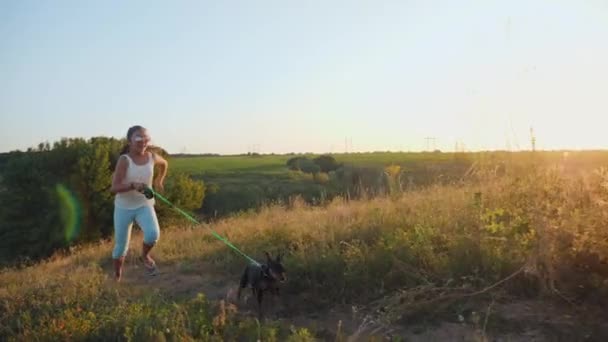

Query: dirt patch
[[113, 258, 237, 301]]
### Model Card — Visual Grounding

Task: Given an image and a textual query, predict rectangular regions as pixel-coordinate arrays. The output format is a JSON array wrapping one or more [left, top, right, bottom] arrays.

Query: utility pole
[[530, 127, 536, 152]]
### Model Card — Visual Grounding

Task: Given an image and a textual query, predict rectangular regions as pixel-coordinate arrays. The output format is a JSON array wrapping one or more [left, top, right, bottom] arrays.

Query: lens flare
[[55, 184, 82, 243]]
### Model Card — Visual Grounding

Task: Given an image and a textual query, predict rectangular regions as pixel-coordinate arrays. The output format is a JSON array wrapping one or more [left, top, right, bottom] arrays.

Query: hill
[[2, 161, 608, 340]]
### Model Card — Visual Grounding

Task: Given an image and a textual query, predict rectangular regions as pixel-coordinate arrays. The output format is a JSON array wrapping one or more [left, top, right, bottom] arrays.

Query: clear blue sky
[[1, 0, 607, 154]]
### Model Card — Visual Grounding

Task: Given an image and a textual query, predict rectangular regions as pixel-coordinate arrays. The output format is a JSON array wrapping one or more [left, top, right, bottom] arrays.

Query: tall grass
[[2, 158, 608, 340], [160, 162, 608, 307], [0, 260, 315, 341]]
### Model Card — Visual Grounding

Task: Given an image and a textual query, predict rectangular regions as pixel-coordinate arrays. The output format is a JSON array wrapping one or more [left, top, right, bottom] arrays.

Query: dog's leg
[[257, 290, 264, 318], [249, 288, 256, 310], [238, 268, 248, 300], [272, 287, 281, 315]]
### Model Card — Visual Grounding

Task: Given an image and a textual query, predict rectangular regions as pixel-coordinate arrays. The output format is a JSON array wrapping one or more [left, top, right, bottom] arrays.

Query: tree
[[286, 157, 309, 171], [0, 136, 205, 265], [313, 155, 341, 173], [73, 141, 114, 241], [286, 156, 321, 174]]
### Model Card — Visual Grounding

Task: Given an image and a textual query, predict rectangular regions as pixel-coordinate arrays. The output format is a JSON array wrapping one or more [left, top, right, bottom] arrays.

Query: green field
[[170, 152, 460, 175], [170, 154, 290, 175], [167, 151, 547, 177], [168, 150, 608, 219], [169, 152, 474, 218]]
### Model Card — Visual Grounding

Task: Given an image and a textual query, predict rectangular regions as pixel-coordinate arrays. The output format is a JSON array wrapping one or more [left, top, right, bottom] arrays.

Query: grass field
[[2, 153, 608, 340], [168, 151, 608, 219], [170, 152, 465, 175], [168, 152, 476, 218], [170, 154, 290, 175], [170, 150, 608, 174]]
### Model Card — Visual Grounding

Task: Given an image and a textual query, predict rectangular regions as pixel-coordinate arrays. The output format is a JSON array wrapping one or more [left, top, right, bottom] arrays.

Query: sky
[[1, 0, 607, 154]]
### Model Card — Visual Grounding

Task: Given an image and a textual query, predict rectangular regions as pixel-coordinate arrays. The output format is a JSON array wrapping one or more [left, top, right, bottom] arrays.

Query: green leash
[[143, 187, 260, 266]]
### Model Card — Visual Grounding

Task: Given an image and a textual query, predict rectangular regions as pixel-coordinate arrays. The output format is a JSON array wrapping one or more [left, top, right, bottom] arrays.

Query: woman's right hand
[[131, 182, 147, 192]]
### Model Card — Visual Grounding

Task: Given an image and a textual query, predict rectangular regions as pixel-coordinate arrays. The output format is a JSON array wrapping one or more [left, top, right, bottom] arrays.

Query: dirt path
[[111, 259, 608, 341], [117, 259, 235, 301]]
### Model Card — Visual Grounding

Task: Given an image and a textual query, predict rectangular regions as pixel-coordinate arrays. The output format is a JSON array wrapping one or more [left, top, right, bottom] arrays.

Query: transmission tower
[[530, 127, 536, 152]]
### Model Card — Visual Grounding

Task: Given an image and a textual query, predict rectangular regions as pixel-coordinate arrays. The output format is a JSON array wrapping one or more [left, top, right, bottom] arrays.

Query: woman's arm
[[111, 156, 136, 193], [153, 153, 168, 191]]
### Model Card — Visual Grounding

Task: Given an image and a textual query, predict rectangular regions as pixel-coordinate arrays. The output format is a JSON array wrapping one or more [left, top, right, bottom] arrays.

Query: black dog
[[237, 251, 287, 315]]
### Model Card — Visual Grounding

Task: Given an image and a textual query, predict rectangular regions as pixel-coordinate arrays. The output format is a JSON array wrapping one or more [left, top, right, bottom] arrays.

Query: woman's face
[[129, 128, 151, 154]]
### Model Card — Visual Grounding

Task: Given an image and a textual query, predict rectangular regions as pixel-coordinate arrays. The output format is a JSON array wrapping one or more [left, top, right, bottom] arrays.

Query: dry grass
[[2, 160, 608, 340]]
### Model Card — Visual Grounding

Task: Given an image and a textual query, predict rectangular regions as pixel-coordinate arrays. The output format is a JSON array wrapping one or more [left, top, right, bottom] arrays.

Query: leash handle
[[147, 186, 261, 266]]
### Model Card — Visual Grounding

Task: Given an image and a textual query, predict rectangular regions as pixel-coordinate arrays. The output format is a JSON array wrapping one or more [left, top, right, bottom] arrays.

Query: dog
[[237, 251, 287, 316]]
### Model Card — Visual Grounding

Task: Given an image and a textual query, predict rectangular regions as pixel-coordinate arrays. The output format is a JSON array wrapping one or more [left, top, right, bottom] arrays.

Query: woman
[[110, 125, 168, 281]]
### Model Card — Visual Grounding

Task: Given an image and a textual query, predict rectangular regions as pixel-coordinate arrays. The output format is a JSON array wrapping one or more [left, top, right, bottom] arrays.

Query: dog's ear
[[264, 251, 272, 262], [276, 252, 282, 263]]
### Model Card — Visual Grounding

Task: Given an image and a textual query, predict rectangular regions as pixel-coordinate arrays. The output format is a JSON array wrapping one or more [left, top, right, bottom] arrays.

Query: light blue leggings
[[112, 205, 160, 259]]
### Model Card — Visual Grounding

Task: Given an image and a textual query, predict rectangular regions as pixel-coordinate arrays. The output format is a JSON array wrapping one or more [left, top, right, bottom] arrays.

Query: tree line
[[0, 137, 204, 266]]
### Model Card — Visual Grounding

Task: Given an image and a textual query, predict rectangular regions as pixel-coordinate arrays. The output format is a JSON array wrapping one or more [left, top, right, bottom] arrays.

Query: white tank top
[[115, 152, 156, 209]]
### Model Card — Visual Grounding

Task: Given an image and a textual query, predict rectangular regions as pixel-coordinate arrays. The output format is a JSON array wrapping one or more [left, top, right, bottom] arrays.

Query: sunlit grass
[[3, 155, 608, 339]]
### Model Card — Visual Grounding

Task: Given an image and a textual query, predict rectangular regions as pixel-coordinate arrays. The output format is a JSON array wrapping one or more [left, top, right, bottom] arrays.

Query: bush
[[313, 172, 330, 184], [156, 172, 205, 222], [286, 156, 308, 171], [286, 157, 321, 174], [299, 160, 320, 174], [313, 155, 341, 173]]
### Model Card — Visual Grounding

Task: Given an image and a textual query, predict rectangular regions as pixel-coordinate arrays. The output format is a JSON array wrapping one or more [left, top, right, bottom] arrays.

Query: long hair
[[120, 125, 144, 155]]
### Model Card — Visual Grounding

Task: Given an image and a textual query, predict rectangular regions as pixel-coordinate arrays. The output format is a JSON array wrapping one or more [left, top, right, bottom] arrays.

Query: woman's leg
[[134, 205, 160, 272], [112, 206, 135, 281]]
